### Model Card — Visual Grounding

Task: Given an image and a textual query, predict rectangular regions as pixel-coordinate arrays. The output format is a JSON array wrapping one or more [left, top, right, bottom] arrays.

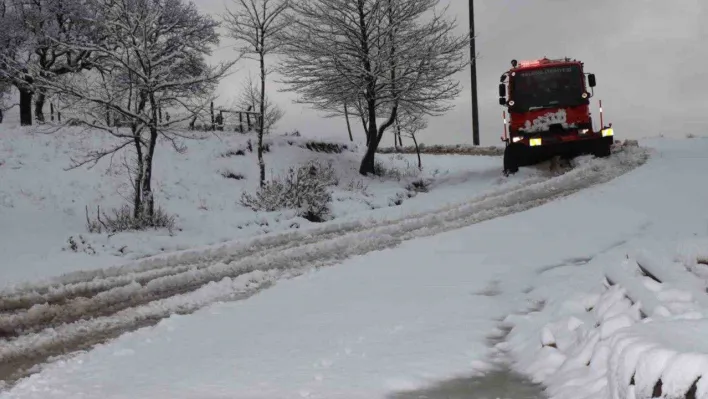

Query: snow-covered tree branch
[[224, 0, 289, 187], [34, 0, 236, 225], [278, 0, 470, 175], [0, 0, 107, 125]]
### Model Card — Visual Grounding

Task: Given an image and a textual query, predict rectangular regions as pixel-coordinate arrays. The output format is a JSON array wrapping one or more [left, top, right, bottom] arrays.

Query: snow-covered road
[[0, 145, 648, 389]]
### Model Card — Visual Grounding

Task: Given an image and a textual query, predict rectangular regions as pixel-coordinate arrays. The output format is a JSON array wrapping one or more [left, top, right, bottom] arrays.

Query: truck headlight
[[602, 128, 614, 137], [580, 129, 589, 134], [529, 138, 542, 147]]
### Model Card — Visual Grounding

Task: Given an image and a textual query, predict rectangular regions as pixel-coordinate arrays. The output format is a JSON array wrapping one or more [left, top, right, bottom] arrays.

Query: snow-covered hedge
[[378, 143, 505, 156]]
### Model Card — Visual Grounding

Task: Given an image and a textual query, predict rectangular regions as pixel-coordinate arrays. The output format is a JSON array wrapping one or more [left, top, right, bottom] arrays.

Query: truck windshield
[[510, 65, 585, 112]]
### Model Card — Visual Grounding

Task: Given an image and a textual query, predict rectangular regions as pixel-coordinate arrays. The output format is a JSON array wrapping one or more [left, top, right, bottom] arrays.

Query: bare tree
[[0, 0, 104, 125], [279, 0, 469, 175], [37, 0, 235, 223], [234, 74, 284, 134], [398, 110, 427, 169], [224, 0, 289, 187]]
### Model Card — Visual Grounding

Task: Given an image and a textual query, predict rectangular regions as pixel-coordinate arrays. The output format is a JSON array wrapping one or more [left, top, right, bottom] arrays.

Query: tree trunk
[[361, 104, 399, 175], [142, 94, 159, 220], [395, 116, 403, 147], [19, 86, 33, 126], [142, 128, 158, 219], [246, 106, 252, 131], [359, 97, 379, 175], [411, 133, 422, 170], [258, 50, 267, 187], [132, 129, 144, 219], [359, 143, 378, 176], [344, 103, 353, 142], [34, 91, 46, 123]]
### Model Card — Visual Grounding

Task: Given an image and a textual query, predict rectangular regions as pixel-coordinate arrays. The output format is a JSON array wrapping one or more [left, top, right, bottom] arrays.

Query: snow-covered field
[[0, 125, 539, 286], [4, 126, 708, 399]]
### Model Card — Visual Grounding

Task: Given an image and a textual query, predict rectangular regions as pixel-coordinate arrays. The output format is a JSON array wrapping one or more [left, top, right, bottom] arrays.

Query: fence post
[[239, 112, 243, 133], [50, 103, 55, 122], [210, 102, 215, 131]]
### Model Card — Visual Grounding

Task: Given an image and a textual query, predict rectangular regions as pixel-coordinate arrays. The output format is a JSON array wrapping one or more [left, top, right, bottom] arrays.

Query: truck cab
[[499, 57, 614, 174]]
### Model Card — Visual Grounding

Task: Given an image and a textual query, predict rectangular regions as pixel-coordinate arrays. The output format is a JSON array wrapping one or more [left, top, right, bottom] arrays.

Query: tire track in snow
[[0, 175, 552, 315], [0, 173, 555, 334], [0, 146, 649, 387]]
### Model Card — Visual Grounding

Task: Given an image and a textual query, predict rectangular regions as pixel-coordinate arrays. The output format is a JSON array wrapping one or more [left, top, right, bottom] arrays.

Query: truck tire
[[503, 143, 523, 175], [594, 140, 612, 158]]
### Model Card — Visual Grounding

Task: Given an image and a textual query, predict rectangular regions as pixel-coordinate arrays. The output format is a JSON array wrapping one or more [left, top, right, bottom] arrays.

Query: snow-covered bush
[[240, 160, 339, 222], [86, 204, 176, 234], [406, 178, 431, 193], [374, 158, 420, 181]]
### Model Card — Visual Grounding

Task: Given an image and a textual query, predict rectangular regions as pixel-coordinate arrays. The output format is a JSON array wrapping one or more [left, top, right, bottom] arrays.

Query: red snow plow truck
[[498, 57, 615, 175]]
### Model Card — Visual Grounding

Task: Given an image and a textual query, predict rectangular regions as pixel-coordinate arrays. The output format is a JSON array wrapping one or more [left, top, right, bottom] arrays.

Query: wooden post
[[57, 110, 61, 122], [50, 103, 55, 122], [210, 102, 215, 131], [239, 112, 243, 133]]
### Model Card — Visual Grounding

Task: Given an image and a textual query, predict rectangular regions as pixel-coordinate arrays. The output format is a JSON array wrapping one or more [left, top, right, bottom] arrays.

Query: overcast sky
[[195, 0, 706, 145]]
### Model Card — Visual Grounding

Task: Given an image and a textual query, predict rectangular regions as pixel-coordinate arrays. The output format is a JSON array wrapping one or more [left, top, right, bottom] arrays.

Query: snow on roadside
[[496, 139, 708, 399], [0, 125, 528, 287]]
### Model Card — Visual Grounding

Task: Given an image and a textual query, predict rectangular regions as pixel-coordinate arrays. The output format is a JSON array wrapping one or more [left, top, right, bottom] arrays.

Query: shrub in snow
[[240, 160, 339, 222], [302, 141, 349, 154], [373, 159, 420, 181], [222, 149, 246, 157], [221, 170, 245, 180], [345, 179, 370, 196], [246, 139, 270, 153], [406, 178, 430, 193], [86, 204, 176, 234], [377, 144, 505, 157], [64, 235, 96, 255]]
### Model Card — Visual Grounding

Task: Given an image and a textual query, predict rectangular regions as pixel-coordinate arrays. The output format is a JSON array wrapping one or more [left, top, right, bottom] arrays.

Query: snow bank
[[503, 248, 708, 399]]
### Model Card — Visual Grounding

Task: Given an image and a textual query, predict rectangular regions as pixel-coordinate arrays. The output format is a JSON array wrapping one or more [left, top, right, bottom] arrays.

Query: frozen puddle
[[388, 368, 547, 399]]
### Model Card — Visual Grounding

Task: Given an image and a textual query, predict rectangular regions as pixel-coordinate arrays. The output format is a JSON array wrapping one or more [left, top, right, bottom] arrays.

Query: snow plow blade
[[504, 135, 613, 175]]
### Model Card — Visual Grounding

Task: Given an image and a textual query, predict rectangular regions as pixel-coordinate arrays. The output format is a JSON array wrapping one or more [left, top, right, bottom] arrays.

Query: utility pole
[[469, 0, 480, 146]]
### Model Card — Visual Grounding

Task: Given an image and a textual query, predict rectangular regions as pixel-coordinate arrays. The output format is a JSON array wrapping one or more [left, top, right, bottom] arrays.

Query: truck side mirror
[[498, 83, 506, 97], [588, 74, 596, 88]]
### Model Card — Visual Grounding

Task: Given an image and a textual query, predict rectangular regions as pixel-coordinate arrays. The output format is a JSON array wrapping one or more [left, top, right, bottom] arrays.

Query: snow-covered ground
[[4, 132, 708, 399], [0, 125, 539, 287]]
